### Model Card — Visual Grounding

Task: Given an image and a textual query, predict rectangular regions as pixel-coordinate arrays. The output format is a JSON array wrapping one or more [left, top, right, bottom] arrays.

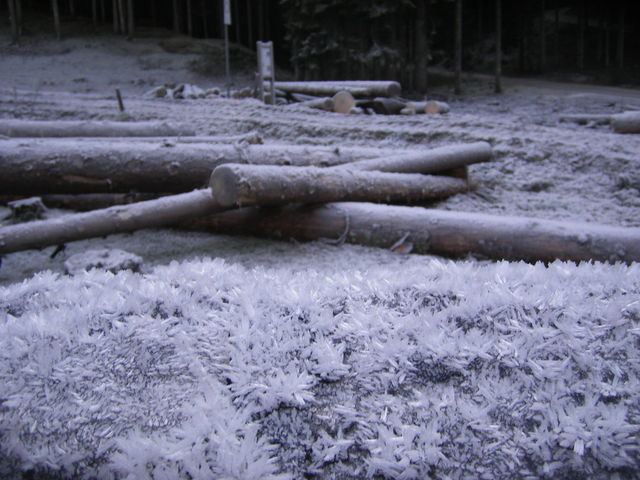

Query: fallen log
[[273, 81, 401, 98], [0, 190, 221, 254], [425, 100, 451, 114], [210, 164, 469, 208], [0, 140, 398, 194], [332, 91, 356, 114], [335, 142, 492, 175], [182, 202, 640, 264], [40, 193, 167, 211], [356, 97, 407, 115], [293, 97, 335, 112], [0, 119, 196, 137], [559, 114, 613, 125], [611, 112, 640, 134]]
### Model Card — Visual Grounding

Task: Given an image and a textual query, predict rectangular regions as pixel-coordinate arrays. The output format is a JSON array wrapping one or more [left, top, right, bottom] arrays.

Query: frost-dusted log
[[183, 202, 640, 264], [0, 140, 391, 194], [0, 119, 196, 137], [0, 190, 221, 254], [273, 81, 401, 98], [559, 114, 613, 125], [611, 112, 640, 134], [332, 91, 356, 114], [356, 97, 407, 115], [336, 142, 492, 175], [293, 97, 334, 112], [210, 164, 469, 208], [425, 101, 451, 114], [40, 193, 167, 211]]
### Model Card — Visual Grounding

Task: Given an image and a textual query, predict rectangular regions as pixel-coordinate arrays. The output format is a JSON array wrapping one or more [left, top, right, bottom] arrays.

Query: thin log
[[209, 164, 469, 208], [611, 112, 640, 134], [0, 140, 401, 194], [559, 114, 613, 125], [335, 142, 491, 175], [0, 190, 222, 255], [41, 193, 166, 211], [0, 119, 196, 137], [182, 202, 640, 264]]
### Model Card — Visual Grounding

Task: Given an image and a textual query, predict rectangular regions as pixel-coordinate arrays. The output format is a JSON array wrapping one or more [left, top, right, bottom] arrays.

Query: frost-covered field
[[1, 33, 640, 478]]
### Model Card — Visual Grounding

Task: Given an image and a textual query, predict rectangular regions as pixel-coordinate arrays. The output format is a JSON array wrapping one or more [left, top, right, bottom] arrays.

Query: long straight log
[[0, 119, 196, 137], [182, 202, 640, 264], [335, 142, 492, 174], [0, 190, 221, 254], [0, 141, 393, 194], [273, 81, 401, 98], [611, 112, 640, 134], [210, 164, 469, 208]]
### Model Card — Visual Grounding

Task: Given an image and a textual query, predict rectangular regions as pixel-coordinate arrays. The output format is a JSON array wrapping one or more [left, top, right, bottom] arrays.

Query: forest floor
[[1, 28, 639, 480]]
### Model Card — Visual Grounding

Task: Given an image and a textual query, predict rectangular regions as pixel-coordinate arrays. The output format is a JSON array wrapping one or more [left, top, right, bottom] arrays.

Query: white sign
[[258, 43, 274, 77], [224, 0, 231, 25]]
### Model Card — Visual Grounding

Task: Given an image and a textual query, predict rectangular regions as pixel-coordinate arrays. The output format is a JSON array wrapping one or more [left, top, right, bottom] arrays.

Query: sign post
[[256, 41, 275, 105], [224, 0, 231, 98]]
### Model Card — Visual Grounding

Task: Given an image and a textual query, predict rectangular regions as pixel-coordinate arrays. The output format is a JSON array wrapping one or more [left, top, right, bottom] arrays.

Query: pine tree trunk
[[539, 0, 546, 71], [117, 0, 126, 35], [15, 0, 22, 36], [554, 0, 560, 67], [92, 0, 97, 26], [616, 4, 624, 70], [126, 0, 134, 38], [495, 0, 502, 93], [454, 0, 462, 94], [201, 0, 208, 37], [577, 0, 585, 70], [8, 0, 19, 44], [234, 0, 241, 43], [246, 0, 252, 46], [186, 0, 192, 36], [52, 0, 62, 39], [172, 0, 180, 33], [68, 0, 74, 16], [414, 0, 429, 92], [100, 0, 106, 23], [112, 0, 118, 33]]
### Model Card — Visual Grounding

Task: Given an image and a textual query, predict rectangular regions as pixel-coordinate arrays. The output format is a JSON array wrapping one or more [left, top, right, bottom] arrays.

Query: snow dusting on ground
[[1, 31, 639, 478]]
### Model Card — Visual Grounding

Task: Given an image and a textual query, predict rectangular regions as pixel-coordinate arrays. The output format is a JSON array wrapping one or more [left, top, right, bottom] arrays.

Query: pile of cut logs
[[1, 119, 639, 264], [560, 110, 640, 134], [272, 81, 450, 115]]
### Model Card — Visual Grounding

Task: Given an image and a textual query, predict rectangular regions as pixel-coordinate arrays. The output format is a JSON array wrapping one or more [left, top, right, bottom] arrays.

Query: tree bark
[[454, 0, 462, 95], [52, 0, 61, 39], [112, 0, 118, 33], [0, 119, 196, 137], [8, 0, 19, 44], [577, 0, 585, 70], [182, 202, 640, 264], [616, 3, 624, 70], [495, 0, 502, 93], [126, 0, 134, 38], [186, 0, 192, 36], [0, 190, 222, 254], [172, 0, 180, 33], [539, 0, 546, 72], [356, 97, 407, 115], [0, 140, 403, 194], [246, 0, 253, 46], [333, 142, 491, 175], [414, 0, 429, 92], [209, 164, 469, 208], [274, 81, 401, 98], [117, 0, 126, 35], [611, 112, 640, 134]]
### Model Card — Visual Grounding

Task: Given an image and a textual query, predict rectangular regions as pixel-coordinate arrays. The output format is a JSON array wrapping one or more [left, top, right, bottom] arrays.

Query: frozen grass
[[1, 256, 638, 478]]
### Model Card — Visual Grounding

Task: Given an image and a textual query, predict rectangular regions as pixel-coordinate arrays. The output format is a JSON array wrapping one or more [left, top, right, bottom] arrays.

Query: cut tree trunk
[[334, 142, 492, 175], [0, 119, 196, 137], [0, 140, 406, 194], [209, 164, 469, 208], [425, 100, 451, 114], [182, 202, 640, 264], [611, 112, 640, 134], [274, 81, 401, 98], [0, 190, 222, 254], [331, 91, 356, 114]]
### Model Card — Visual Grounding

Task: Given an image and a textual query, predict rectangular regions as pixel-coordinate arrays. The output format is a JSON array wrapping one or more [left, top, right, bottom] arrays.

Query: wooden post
[[52, 0, 61, 39], [495, 0, 502, 93], [454, 0, 462, 94]]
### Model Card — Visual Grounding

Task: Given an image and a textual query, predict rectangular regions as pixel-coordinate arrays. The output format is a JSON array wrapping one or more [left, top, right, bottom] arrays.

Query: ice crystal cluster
[[1, 257, 638, 479]]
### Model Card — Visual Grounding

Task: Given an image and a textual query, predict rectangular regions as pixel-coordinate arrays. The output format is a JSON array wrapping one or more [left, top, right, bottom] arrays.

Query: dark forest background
[[4, 0, 640, 92]]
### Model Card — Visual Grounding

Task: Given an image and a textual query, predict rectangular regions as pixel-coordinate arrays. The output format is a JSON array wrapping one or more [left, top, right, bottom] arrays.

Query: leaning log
[[611, 112, 640, 134], [336, 142, 492, 175], [0, 119, 196, 137], [210, 164, 469, 208], [0, 140, 398, 194], [182, 202, 640, 264], [0, 190, 221, 254]]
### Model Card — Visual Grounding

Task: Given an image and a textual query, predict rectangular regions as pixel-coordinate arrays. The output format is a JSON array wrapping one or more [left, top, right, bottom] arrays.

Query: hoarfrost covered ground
[[1, 30, 640, 479]]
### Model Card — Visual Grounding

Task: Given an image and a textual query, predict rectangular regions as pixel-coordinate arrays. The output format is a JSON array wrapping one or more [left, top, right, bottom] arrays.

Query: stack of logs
[[1, 119, 639, 264], [271, 81, 450, 115]]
